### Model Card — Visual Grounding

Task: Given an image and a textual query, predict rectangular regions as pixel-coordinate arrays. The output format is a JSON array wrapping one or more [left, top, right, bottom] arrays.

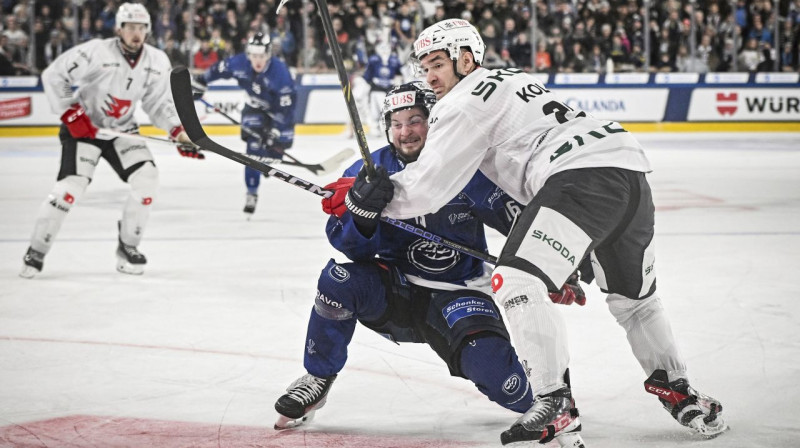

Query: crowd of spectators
[[2, 0, 799, 77]]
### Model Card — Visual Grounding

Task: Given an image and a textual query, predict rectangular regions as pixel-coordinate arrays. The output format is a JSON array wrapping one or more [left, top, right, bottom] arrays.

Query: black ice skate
[[243, 193, 257, 218], [501, 387, 585, 447], [116, 232, 146, 275], [644, 369, 728, 438], [19, 246, 45, 279], [274, 373, 337, 430]]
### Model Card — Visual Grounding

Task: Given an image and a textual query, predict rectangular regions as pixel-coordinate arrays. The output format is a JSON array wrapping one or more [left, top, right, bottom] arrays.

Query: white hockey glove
[[170, 125, 204, 159]]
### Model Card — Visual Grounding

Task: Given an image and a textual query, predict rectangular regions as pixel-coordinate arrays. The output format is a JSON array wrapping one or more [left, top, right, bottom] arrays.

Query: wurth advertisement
[[688, 88, 800, 121]]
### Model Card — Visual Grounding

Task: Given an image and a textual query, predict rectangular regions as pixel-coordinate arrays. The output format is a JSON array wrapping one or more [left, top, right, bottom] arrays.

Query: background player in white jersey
[[19, 2, 202, 279], [342, 18, 728, 446]]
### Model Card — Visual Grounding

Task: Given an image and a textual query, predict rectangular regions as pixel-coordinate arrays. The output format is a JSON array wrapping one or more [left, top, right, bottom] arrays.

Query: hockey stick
[[195, 97, 352, 175], [171, 67, 497, 265], [97, 128, 184, 145], [277, 0, 375, 178]]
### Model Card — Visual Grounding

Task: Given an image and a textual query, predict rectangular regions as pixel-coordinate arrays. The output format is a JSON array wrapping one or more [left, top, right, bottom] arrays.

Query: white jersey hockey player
[[20, 2, 202, 278], [344, 18, 728, 446]]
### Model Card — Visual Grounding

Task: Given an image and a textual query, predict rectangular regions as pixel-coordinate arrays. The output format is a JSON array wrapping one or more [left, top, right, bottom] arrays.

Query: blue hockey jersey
[[362, 54, 403, 92], [203, 53, 297, 144], [326, 146, 522, 288]]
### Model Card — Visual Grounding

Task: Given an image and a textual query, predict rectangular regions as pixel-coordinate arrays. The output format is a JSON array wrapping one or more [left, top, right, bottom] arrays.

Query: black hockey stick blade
[[195, 96, 348, 176], [170, 67, 331, 198], [171, 67, 496, 265]]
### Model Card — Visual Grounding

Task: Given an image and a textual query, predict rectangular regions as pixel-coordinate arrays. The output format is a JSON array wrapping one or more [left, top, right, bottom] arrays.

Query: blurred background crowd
[[2, 0, 799, 77]]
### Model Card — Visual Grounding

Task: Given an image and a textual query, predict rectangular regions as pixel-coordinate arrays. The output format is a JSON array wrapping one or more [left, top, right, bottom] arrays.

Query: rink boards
[[0, 71, 798, 136]]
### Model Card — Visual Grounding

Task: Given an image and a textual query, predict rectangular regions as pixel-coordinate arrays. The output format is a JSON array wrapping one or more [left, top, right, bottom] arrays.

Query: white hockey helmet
[[380, 81, 437, 156], [115, 3, 151, 32], [412, 19, 485, 67]]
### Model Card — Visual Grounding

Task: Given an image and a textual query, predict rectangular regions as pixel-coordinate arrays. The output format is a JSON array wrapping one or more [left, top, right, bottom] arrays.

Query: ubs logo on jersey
[[407, 238, 460, 273], [102, 95, 132, 119]]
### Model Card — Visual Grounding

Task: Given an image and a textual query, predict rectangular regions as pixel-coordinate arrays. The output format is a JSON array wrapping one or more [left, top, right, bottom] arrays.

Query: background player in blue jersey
[[194, 32, 296, 216], [273, 82, 582, 430], [361, 42, 403, 136]]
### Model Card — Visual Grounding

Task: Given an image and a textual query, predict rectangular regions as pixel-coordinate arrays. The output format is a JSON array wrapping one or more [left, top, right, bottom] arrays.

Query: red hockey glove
[[321, 177, 355, 217], [549, 272, 586, 306], [61, 103, 98, 139], [170, 125, 204, 159]]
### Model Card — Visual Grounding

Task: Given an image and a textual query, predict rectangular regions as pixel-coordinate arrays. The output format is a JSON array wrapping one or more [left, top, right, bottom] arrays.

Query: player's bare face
[[249, 53, 269, 73], [118, 23, 147, 53], [420, 51, 458, 99], [390, 108, 428, 161]]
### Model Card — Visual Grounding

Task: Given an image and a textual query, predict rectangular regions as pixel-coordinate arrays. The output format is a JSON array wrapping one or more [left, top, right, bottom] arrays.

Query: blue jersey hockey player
[[274, 82, 555, 430], [361, 42, 403, 136], [196, 32, 297, 216]]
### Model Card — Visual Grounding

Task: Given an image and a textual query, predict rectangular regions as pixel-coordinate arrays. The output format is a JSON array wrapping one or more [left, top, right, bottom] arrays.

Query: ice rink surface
[[1, 132, 798, 448]]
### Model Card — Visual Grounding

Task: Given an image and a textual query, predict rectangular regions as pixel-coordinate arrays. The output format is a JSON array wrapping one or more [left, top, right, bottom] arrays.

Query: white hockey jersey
[[383, 67, 653, 220], [41, 38, 182, 133]]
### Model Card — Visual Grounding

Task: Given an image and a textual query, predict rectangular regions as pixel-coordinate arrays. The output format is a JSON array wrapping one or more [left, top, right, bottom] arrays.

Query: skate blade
[[19, 265, 40, 279], [689, 414, 729, 439], [274, 409, 317, 430], [556, 432, 586, 448], [116, 260, 145, 275]]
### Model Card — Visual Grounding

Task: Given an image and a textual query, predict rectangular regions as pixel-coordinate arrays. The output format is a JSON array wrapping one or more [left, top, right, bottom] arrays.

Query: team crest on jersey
[[502, 373, 523, 395], [407, 238, 460, 273], [252, 82, 261, 95], [328, 264, 350, 283], [102, 95, 132, 119]]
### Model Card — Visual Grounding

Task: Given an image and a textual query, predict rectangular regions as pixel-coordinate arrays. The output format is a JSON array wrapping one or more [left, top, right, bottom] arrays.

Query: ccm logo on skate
[[531, 229, 577, 266], [645, 385, 672, 398], [491, 273, 503, 292]]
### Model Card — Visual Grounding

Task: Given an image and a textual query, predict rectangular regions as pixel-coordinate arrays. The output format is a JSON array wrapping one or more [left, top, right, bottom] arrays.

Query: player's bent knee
[[459, 334, 532, 413], [49, 175, 90, 212], [491, 265, 551, 310], [606, 292, 663, 324], [127, 162, 159, 203], [423, 290, 509, 377]]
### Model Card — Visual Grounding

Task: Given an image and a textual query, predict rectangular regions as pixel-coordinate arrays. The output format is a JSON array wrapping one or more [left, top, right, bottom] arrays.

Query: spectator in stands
[[510, 30, 532, 70], [564, 41, 587, 73], [739, 37, 763, 71], [194, 39, 219, 71], [535, 40, 551, 72]]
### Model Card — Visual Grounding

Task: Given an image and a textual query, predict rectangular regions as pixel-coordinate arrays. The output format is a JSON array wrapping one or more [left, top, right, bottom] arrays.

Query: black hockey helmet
[[246, 32, 272, 57], [380, 81, 436, 152]]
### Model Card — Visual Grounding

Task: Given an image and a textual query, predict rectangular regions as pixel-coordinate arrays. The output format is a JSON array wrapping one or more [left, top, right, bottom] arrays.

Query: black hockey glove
[[191, 76, 208, 100], [345, 166, 394, 236]]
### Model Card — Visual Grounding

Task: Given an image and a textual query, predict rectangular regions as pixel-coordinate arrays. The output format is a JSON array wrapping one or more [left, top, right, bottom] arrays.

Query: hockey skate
[[274, 373, 337, 430], [501, 387, 585, 447], [19, 247, 45, 279], [644, 369, 728, 438], [116, 232, 146, 275], [243, 193, 258, 218]]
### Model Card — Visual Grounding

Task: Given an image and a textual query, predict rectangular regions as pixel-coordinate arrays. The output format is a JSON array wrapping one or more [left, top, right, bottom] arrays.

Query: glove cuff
[[345, 193, 379, 220], [169, 125, 185, 140]]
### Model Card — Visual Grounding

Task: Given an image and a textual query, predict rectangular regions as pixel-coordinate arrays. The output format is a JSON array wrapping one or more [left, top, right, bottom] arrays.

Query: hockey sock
[[459, 334, 533, 413], [492, 265, 570, 395], [30, 175, 89, 254], [606, 293, 687, 380], [121, 163, 158, 246], [303, 308, 358, 378]]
